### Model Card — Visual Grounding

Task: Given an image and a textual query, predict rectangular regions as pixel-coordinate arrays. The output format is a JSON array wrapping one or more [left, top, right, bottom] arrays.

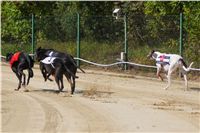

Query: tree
[[1, 1, 31, 44]]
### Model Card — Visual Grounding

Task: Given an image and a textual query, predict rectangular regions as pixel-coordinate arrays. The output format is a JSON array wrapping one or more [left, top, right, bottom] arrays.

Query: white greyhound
[[147, 50, 193, 90]]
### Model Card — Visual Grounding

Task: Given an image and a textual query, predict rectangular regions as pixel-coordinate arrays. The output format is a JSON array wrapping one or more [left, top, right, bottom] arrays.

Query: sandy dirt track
[[1, 63, 200, 132]]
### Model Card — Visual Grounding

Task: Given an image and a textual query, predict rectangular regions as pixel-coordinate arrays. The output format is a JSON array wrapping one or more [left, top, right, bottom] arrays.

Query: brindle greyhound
[[147, 50, 193, 90], [6, 52, 34, 90]]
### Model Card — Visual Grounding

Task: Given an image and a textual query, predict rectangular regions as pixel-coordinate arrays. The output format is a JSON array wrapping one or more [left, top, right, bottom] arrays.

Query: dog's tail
[[69, 56, 85, 73], [64, 57, 85, 73], [179, 58, 193, 72], [62, 61, 79, 79], [24, 53, 34, 68]]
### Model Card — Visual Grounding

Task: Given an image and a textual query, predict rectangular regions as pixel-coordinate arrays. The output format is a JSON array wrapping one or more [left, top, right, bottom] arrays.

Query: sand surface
[[1, 63, 200, 132]]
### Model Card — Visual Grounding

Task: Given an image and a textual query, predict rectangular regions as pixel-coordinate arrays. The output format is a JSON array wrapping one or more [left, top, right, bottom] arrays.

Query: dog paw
[[14, 89, 19, 91]]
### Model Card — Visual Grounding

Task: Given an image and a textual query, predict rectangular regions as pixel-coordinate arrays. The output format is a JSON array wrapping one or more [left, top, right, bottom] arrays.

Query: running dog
[[36, 47, 85, 94], [147, 50, 193, 90], [40, 57, 78, 92], [6, 52, 34, 90]]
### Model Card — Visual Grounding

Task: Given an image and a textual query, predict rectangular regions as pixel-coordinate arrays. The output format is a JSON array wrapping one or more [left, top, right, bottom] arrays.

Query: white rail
[[1, 55, 200, 71], [74, 57, 200, 71], [74, 57, 157, 68]]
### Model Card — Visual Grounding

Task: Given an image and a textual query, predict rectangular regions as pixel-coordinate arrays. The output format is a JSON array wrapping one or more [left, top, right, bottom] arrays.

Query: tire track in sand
[[28, 87, 118, 132], [2, 80, 46, 132]]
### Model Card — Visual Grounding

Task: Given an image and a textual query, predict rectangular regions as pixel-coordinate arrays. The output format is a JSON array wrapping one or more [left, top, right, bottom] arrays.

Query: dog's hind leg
[[67, 77, 75, 95], [60, 75, 64, 92], [71, 77, 75, 95], [18, 64, 26, 86], [64, 74, 74, 94], [183, 74, 188, 91], [164, 71, 172, 90], [27, 69, 33, 85]]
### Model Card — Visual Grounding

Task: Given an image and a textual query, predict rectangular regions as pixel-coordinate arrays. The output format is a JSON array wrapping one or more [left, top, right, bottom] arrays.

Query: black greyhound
[[36, 47, 85, 94], [39, 57, 78, 92], [6, 52, 34, 90]]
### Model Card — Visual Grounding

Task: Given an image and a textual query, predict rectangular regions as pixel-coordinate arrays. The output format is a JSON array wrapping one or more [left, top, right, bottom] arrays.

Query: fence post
[[31, 14, 35, 57], [179, 5, 183, 78], [179, 8, 183, 56], [76, 13, 80, 67], [124, 14, 128, 70]]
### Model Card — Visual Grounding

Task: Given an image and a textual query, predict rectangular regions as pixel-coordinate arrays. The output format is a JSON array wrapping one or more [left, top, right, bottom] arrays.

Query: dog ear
[[37, 47, 41, 51], [6, 53, 13, 61], [6, 53, 12, 57]]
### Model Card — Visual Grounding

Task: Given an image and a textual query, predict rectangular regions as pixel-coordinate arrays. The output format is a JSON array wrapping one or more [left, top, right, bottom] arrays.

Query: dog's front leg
[[18, 64, 26, 86], [156, 67, 163, 81], [46, 68, 53, 82], [12, 68, 22, 90], [15, 72, 22, 90], [46, 73, 53, 81]]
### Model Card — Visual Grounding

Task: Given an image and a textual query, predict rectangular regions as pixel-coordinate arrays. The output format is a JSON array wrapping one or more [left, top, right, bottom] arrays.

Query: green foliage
[[1, 1, 200, 68], [1, 2, 31, 44], [144, 1, 200, 67], [1, 44, 32, 56]]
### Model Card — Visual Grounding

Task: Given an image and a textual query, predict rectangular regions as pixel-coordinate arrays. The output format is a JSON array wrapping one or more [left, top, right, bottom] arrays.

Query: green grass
[[2, 40, 199, 69], [1, 43, 32, 56], [37, 40, 122, 64]]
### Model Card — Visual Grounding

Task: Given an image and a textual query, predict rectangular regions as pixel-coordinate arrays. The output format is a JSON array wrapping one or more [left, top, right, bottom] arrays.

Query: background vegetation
[[1, 1, 200, 68]]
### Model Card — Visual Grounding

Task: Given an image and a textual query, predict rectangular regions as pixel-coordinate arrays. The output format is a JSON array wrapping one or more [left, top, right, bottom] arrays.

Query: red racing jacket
[[9, 52, 21, 67]]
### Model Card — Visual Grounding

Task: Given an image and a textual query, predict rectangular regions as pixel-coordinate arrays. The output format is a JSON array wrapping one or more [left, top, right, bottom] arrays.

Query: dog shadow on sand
[[190, 87, 200, 92], [31, 88, 68, 94]]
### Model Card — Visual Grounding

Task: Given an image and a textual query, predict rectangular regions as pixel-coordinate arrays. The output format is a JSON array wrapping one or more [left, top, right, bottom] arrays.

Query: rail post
[[179, 4, 183, 77], [124, 14, 128, 70], [76, 13, 80, 67], [179, 4, 183, 57], [31, 14, 35, 57]]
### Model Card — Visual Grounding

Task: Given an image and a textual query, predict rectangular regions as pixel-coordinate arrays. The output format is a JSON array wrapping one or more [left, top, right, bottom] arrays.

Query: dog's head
[[6, 53, 13, 62], [147, 50, 155, 59], [35, 47, 46, 61]]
